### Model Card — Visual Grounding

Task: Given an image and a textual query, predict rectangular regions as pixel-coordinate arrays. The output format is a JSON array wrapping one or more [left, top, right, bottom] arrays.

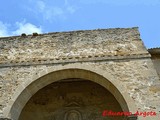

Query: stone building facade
[[0, 27, 160, 120]]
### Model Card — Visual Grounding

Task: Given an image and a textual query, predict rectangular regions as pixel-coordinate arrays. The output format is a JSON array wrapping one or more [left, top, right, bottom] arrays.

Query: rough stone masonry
[[0, 27, 160, 120]]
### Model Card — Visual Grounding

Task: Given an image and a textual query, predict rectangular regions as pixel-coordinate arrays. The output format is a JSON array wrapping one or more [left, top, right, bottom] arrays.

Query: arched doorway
[[19, 79, 124, 120], [3, 66, 137, 120]]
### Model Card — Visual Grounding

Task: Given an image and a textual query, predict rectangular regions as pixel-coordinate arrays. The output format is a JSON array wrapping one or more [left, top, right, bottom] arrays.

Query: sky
[[0, 0, 160, 48]]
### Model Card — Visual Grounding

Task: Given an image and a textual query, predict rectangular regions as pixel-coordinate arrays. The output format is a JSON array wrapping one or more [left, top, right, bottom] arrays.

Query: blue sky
[[0, 0, 160, 48]]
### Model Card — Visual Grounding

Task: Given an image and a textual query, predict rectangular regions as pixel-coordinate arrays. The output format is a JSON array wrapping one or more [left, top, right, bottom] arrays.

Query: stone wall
[[0, 27, 147, 66], [148, 48, 160, 78], [0, 60, 160, 119], [153, 59, 160, 78], [0, 27, 160, 120]]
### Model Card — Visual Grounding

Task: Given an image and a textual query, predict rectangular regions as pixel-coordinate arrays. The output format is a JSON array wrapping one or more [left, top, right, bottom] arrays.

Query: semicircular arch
[[3, 64, 137, 120]]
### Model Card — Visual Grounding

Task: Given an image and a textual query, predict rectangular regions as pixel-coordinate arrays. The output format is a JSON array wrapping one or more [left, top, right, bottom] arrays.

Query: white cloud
[[67, 6, 76, 14], [0, 21, 42, 37], [37, 0, 45, 11], [64, 0, 77, 13], [12, 21, 42, 35], [35, 0, 65, 21], [0, 21, 9, 37], [27, 0, 77, 22], [45, 7, 64, 20]]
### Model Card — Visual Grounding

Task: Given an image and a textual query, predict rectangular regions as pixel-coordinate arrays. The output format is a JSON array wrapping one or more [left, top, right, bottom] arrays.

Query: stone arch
[[3, 63, 137, 120]]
